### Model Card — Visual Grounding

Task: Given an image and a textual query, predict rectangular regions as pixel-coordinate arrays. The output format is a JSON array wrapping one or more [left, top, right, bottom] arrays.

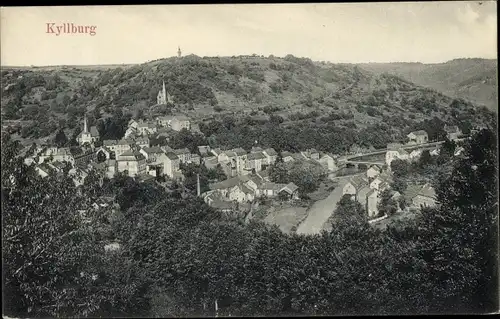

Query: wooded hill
[[1, 55, 495, 151]]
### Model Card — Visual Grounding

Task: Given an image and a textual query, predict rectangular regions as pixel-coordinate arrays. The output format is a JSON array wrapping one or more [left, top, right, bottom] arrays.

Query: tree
[[415, 129, 498, 313], [390, 159, 410, 178], [54, 128, 68, 147]]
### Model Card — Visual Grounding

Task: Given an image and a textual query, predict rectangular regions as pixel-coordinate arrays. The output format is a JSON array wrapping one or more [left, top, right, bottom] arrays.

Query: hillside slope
[[358, 58, 498, 112], [1, 55, 495, 149]]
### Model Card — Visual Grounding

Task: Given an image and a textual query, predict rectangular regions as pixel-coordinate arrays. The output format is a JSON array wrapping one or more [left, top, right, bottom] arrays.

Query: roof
[[142, 146, 164, 154], [368, 165, 381, 172], [257, 168, 271, 179], [174, 148, 190, 155], [174, 115, 190, 121], [349, 175, 369, 190], [404, 184, 423, 201], [210, 176, 244, 190], [251, 147, 263, 153], [137, 121, 157, 128], [232, 148, 247, 156], [398, 148, 409, 156], [280, 182, 299, 194], [366, 188, 378, 198], [224, 150, 237, 158], [90, 126, 99, 137], [264, 148, 278, 156], [417, 184, 436, 199], [161, 145, 174, 153], [260, 182, 286, 191], [308, 148, 319, 154], [387, 143, 403, 150], [240, 184, 255, 195], [408, 130, 428, 137], [198, 145, 211, 154], [250, 175, 263, 186], [165, 152, 179, 160], [158, 116, 174, 121], [37, 163, 54, 174], [444, 125, 460, 133], [247, 152, 267, 160], [117, 151, 145, 161], [357, 186, 372, 204]]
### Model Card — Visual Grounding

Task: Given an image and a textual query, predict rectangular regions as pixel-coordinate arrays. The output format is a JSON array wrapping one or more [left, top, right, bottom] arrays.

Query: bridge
[[336, 137, 468, 169]]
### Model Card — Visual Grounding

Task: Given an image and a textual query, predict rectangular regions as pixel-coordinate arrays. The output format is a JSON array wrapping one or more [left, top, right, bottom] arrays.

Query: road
[[295, 177, 352, 235]]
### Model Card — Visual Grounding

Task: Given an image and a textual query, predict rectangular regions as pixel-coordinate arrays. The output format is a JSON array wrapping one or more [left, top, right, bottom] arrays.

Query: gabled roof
[[357, 185, 372, 203], [349, 175, 369, 190], [247, 152, 266, 160], [368, 164, 381, 172], [403, 184, 423, 201], [281, 151, 293, 158], [117, 151, 145, 161], [264, 148, 278, 156], [174, 148, 190, 155], [260, 182, 286, 191], [142, 146, 164, 154], [417, 184, 436, 199], [165, 152, 179, 160], [280, 182, 299, 194], [232, 148, 247, 156], [366, 188, 378, 198], [408, 130, 428, 136], [444, 125, 460, 133], [398, 148, 409, 156], [251, 147, 263, 153]]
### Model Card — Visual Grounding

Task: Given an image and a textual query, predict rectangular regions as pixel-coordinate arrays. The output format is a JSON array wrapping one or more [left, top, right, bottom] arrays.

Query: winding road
[[295, 176, 352, 235]]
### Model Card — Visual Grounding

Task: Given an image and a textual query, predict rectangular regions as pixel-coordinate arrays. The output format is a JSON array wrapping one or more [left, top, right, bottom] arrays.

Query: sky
[[0, 2, 497, 66]]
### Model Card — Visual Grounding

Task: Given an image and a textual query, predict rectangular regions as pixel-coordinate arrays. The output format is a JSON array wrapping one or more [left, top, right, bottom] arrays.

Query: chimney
[[196, 173, 201, 196]]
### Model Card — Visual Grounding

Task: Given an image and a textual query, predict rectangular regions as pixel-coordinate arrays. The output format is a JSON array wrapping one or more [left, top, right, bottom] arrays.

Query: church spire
[[162, 80, 166, 97], [83, 114, 88, 133]]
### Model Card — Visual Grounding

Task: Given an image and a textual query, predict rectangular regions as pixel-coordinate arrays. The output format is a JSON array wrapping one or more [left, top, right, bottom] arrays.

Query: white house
[[407, 130, 428, 144], [318, 154, 337, 172], [366, 165, 382, 179]]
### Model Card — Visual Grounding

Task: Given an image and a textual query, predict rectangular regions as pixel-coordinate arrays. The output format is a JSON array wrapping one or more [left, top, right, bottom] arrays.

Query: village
[[20, 81, 470, 234]]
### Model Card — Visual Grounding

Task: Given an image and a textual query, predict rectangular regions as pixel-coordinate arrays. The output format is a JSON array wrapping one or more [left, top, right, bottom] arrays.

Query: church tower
[[177, 46, 182, 58], [157, 80, 167, 105], [83, 113, 88, 133]]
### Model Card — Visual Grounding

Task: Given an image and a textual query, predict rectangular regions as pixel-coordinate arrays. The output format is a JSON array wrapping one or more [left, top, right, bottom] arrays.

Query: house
[[128, 119, 139, 129], [278, 182, 300, 200], [366, 165, 382, 179], [116, 151, 146, 177], [306, 148, 320, 160], [412, 183, 437, 208], [210, 148, 223, 157], [209, 176, 256, 203], [318, 153, 337, 172], [136, 121, 158, 136], [157, 116, 174, 128], [366, 189, 379, 217], [203, 156, 219, 170], [198, 145, 211, 156], [386, 148, 409, 167], [258, 182, 287, 197], [281, 151, 294, 163], [139, 146, 165, 163], [124, 126, 138, 139], [256, 168, 271, 182], [444, 125, 462, 141], [170, 115, 191, 132], [356, 185, 372, 208], [38, 147, 75, 165], [251, 146, 263, 153], [174, 148, 191, 163], [343, 175, 369, 200], [103, 139, 133, 157], [409, 149, 422, 162], [430, 148, 440, 156], [35, 163, 56, 178], [245, 151, 266, 174], [407, 130, 429, 144], [262, 148, 278, 166], [164, 152, 180, 178], [189, 153, 201, 165], [370, 172, 392, 190]]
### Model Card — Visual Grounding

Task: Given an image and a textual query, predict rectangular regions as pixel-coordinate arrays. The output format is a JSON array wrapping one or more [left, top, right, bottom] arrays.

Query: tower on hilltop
[[177, 46, 182, 58]]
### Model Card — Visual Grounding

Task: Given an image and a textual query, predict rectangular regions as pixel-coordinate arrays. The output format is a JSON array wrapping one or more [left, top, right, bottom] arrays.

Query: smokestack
[[196, 173, 201, 196]]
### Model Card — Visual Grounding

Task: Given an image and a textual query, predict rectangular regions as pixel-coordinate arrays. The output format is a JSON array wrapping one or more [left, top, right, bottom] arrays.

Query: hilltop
[[358, 58, 498, 112], [1, 54, 495, 151]]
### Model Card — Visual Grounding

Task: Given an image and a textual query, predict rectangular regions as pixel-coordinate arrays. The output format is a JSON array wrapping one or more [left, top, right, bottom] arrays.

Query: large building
[[77, 114, 99, 146], [157, 81, 174, 105]]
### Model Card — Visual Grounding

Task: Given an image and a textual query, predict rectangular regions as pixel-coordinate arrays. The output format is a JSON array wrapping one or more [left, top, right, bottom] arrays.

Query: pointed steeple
[[83, 114, 88, 133]]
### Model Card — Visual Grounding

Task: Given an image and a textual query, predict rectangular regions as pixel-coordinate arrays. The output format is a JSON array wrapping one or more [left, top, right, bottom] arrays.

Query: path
[[295, 177, 351, 235]]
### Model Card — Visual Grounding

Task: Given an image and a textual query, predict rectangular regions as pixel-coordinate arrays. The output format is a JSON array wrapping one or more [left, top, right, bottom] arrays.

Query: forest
[[2, 128, 498, 317]]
